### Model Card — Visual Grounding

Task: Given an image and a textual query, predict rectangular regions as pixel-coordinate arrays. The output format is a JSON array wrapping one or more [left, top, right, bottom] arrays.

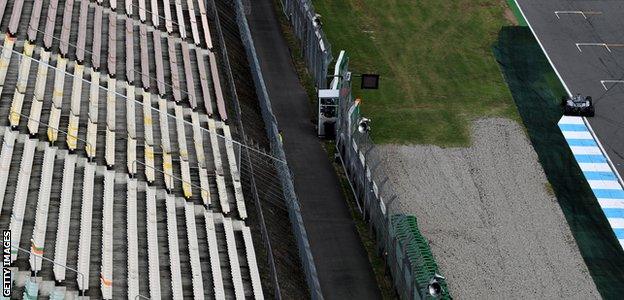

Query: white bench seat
[[125, 0, 133, 16], [43, 0, 59, 50], [9, 90, 24, 128], [166, 195, 183, 300], [0, 36, 15, 87], [76, 1, 89, 63], [163, 152, 174, 191], [196, 0, 213, 48], [126, 85, 137, 175], [126, 178, 140, 299], [191, 112, 206, 167], [143, 91, 156, 182], [192, 111, 210, 205], [163, 0, 173, 33], [139, 0, 147, 22], [0, 129, 17, 212], [158, 98, 174, 190], [209, 51, 227, 121], [181, 43, 197, 109], [28, 50, 51, 135], [140, 25, 150, 89], [168, 37, 182, 103], [27, 0, 45, 42], [86, 70, 100, 158], [0, 1, 7, 29], [34, 51, 50, 101], [105, 78, 116, 168], [175, 106, 192, 198], [53, 154, 76, 282], [223, 217, 244, 299], [107, 13, 117, 77], [153, 34, 165, 96], [125, 19, 135, 83], [100, 171, 115, 299], [185, 202, 204, 300], [67, 64, 84, 150], [155, 102, 171, 144], [59, 0, 75, 56], [146, 187, 161, 299], [92, 6, 103, 70], [9, 138, 37, 262], [199, 167, 210, 205], [208, 119, 229, 213], [186, 0, 200, 45], [7, 0, 25, 36], [223, 125, 246, 219], [48, 56, 67, 143], [205, 211, 225, 299], [195, 51, 213, 116], [16, 43, 35, 93], [29, 146, 57, 272], [150, 0, 159, 27], [191, 106, 212, 205], [242, 226, 264, 299], [77, 162, 96, 292], [175, 0, 187, 39]]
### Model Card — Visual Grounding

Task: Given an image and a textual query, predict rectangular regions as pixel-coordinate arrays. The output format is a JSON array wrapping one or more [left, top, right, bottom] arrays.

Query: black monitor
[[361, 74, 380, 89]]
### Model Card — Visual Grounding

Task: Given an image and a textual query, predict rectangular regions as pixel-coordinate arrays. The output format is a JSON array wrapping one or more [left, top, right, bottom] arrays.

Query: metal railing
[[334, 75, 449, 299], [11, 245, 149, 299], [278, 0, 333, 89], [209, 0, 287, 297], [232, 0, 323, 298]]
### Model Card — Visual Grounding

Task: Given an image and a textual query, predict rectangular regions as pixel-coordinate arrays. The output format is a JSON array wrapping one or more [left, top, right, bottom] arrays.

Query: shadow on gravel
[[493, 26, 624, 299]]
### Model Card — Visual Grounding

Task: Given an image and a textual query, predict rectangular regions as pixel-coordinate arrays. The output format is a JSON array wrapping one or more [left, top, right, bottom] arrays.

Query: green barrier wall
[[392, 215, 451, 299]]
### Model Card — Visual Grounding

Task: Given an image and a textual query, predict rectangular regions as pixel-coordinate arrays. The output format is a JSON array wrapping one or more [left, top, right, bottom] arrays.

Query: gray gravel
[[375, 118, 599, 299]]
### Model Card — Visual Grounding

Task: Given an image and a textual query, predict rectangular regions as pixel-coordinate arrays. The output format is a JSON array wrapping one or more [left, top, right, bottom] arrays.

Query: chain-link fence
[[232, 0, 324, 299], [336, 92, 451, 300], [277, 0, 333, 89], [331, 55, 450, 298]]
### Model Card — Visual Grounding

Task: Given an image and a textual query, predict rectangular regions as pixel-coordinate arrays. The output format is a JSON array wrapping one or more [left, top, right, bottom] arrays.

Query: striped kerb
[[559, 115, 624, 249]]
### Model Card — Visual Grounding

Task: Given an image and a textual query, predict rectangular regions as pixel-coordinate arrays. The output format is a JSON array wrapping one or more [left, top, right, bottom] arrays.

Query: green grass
[[506, 0, 528, 26], [314, 0, 518, 146]]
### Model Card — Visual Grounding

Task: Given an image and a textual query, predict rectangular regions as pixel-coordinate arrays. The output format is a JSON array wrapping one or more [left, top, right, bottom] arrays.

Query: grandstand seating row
[[0, 0, 263, 298], [0, 1, 244, 213], [1, 131, 263, 298]]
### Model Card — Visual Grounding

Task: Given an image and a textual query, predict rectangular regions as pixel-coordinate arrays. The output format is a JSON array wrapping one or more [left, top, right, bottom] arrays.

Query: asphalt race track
[[515, 0, 624, 178]]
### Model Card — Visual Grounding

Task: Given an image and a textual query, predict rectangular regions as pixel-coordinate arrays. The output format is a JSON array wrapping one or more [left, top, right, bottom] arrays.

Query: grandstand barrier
[[232, 0, 323, 298]]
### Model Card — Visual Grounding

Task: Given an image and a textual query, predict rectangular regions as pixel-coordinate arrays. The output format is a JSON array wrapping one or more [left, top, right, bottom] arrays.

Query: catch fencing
[[332, 53, 451, 299], [278, 0, 334, 89]]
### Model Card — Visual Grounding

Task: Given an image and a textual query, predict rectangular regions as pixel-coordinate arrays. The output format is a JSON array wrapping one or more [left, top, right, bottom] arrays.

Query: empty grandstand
[[0, 0, 305, 298]]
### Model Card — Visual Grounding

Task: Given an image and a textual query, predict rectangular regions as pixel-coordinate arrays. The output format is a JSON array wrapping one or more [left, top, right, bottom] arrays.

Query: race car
[[562, 94, 595, 117]]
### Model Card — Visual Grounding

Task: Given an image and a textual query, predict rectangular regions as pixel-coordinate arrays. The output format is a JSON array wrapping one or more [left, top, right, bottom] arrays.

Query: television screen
[[361, 74, 380, 89]]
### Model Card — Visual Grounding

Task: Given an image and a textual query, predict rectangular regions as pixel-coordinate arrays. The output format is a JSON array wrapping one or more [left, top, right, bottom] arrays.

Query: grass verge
[[313, 0, 518, 146]]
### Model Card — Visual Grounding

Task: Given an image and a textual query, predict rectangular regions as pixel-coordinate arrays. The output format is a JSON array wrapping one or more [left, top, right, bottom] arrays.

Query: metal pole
[[12, 245, 86, 296]]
